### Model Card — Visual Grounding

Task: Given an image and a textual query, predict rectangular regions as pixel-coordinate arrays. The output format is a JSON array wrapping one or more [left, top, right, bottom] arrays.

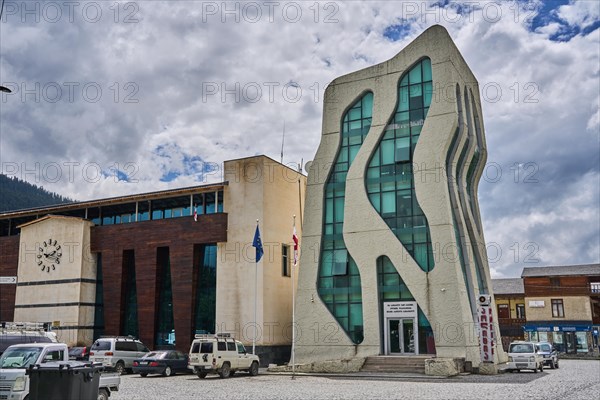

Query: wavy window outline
[[365, 57, 434, 272], [317, 91, 373, 344]]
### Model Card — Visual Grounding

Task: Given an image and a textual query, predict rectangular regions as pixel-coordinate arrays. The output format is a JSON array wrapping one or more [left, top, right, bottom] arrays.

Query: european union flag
[[252, 225, 263, 262]]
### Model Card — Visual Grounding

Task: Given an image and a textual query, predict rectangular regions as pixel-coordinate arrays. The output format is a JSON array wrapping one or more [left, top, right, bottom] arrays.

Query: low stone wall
[[268, 357, 366, 373], [424, 358, 465, 377]]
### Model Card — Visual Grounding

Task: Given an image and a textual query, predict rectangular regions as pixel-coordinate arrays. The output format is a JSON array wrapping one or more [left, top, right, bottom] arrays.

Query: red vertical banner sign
[[478, 305, 495, 362]]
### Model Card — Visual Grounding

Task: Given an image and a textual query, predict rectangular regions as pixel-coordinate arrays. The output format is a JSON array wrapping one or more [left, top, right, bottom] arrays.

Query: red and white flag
[[193, 205, 198, 222], [292, 225, 299, 266]]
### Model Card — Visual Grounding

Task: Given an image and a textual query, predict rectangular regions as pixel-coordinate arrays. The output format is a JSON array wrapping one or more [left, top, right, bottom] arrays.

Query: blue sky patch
[[154, 144, 215, 182], [383, 23, 411, 42], [528, 0, 598, 42]]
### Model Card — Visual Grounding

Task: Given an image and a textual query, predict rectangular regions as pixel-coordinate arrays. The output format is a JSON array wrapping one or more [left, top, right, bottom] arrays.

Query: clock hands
[[37, 239, 61, 272]]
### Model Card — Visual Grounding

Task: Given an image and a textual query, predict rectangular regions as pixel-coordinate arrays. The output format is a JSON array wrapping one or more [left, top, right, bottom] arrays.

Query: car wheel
[[219, 363, 231, 379], [163, 366, 172, 377], [140, 372, 148, 377], [533, 367, 538, 373], [97, 388, 109, 400], [115, 362, 125, 375], [249, 361, 259, 376], [515, 369, 520, 373], [539, 363, 543, 372], [197, 371, 208, 379]]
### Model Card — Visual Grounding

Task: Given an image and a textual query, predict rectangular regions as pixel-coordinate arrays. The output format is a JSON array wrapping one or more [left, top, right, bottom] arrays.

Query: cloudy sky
[[0, 0, 598, 278]]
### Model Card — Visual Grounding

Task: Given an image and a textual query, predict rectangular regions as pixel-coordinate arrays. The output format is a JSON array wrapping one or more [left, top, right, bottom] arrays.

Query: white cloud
[[556, 0, 600, 29]]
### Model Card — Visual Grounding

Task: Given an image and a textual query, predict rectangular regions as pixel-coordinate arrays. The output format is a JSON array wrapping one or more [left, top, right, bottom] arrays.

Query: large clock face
[[37, 238, 62, 273]]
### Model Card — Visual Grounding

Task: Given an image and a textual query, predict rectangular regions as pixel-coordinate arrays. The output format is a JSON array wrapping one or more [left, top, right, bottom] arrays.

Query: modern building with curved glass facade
[[295, 25, 505, 374]]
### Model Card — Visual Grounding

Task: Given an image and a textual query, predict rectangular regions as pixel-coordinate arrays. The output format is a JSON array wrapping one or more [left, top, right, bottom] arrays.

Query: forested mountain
[[0, 174, 75, 212]]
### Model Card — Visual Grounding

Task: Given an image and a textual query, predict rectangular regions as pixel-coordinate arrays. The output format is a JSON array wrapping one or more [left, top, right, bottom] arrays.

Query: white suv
[[89, 336, 150, 374], [507, 341, 544, 373], [188, 334, 259, 379]]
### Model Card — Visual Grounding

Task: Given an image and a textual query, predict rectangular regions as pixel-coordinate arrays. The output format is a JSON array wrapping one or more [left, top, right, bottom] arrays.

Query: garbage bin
[[26, 361, 101, 400]]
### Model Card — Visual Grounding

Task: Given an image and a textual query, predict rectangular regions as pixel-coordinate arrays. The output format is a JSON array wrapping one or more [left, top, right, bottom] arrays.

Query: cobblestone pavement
[[110, 359, 600, 400]]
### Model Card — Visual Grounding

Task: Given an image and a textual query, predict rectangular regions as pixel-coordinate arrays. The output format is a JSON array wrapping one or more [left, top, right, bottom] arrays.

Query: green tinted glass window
[[364, 58, 434, 272], [317, 92, 373, 344]]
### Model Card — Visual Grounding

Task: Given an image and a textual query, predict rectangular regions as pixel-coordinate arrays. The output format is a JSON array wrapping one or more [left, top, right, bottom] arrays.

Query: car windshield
[[539, 344, 552, 352], [509, 343, 534, 353], [91, 341, 111, 351], [0, 347, 43, 369]]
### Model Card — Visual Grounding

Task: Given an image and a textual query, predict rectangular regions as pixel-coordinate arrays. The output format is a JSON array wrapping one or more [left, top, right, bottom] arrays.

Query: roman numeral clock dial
[[37, 239, 62, 273]]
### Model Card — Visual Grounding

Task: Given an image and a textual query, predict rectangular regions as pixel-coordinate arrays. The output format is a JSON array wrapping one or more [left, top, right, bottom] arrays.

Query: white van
[[506, 341, 544, 373], [89, 336, 150, 374]]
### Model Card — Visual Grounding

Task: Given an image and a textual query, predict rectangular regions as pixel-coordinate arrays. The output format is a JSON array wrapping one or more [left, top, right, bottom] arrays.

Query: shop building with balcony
[[522, 264, 600, 354]]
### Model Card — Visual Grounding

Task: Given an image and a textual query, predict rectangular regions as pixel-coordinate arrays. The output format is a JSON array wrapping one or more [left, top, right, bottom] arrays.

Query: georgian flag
[[292, 225, 299, 266]]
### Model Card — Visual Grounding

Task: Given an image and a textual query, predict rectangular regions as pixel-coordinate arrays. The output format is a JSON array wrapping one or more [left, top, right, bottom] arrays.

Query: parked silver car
[[89, 336, 150, 374], [536, 341, 559, 369]]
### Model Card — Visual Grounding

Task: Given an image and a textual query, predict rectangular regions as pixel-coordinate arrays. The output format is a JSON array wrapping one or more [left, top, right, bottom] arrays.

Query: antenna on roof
[[280, 120, 285, 164]]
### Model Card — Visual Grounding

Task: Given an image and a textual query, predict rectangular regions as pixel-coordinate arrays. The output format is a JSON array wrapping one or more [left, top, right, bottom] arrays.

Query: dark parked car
[[132, 350, 190, 377], [68, 346, 90, 361], [536, 341, 559, 369]]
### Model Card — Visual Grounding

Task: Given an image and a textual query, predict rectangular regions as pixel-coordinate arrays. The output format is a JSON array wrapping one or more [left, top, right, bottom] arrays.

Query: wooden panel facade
[[524, 276, 594, 297], [0, 236, 19, 321], [90, 213, 227, 352]]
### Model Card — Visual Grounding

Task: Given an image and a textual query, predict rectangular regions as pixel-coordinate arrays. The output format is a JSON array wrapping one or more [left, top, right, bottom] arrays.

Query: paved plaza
[[110, 359, 599, 400]]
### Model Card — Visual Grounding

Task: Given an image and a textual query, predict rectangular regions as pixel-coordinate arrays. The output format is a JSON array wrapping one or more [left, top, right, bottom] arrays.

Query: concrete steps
[[361, 356, 429, 373]]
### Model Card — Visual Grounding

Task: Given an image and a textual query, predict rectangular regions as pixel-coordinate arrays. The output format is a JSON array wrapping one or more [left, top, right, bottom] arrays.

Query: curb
[[262, 371, 450, 381]]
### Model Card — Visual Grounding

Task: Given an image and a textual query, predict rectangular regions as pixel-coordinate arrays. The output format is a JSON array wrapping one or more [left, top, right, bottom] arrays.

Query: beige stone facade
[[525, 296, 593, 322], [217, 156, 306, 348], [14, 215, 96, 345], [295, 25, 506, 371]]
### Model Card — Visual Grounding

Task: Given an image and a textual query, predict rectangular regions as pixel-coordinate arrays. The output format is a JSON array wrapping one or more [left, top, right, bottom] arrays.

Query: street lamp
[[0, 0, 10, 93]]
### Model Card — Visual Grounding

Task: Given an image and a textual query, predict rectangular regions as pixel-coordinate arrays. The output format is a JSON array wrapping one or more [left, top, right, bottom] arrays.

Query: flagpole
[[253, 219, 258, 355], [292, 215, 296, 380]]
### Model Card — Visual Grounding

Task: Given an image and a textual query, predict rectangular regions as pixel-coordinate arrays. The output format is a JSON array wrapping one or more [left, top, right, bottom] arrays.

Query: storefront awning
[[523, 322, 591, 332]]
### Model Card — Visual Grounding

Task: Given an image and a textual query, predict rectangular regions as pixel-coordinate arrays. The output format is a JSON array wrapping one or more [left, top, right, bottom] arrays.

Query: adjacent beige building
[[0, 155, 305, 365]]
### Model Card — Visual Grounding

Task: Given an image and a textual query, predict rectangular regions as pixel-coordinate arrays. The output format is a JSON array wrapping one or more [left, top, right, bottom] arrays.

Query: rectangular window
[[332, 250, 348, 276], [282, 244, 291, 277], [551, 299, 565, 318], [575, 332, 588, 353], [516, 304, 526, 319], [395, 137, 410, 162], [550, 277, 560, 287]]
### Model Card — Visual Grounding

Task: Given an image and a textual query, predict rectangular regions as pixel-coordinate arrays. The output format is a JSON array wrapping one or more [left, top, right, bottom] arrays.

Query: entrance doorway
[[565, 332, 577, 354], [383, 301, 419, 355], [386, 318, 417, 354]]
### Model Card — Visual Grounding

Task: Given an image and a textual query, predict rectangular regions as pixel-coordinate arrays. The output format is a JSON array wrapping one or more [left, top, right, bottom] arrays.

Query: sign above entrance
[[384, 301, 417, 318]]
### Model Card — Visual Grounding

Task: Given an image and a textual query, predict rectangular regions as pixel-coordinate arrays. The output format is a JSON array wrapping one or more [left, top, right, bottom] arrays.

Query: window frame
[[551, 298, 565, 318], [282, 244, 291, 277]]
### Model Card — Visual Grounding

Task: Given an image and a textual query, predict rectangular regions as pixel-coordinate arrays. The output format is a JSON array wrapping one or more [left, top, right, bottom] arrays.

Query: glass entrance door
[[402, 318, 415, 353], [388, 319, 401, 353], [387, 318, 416, 354]]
